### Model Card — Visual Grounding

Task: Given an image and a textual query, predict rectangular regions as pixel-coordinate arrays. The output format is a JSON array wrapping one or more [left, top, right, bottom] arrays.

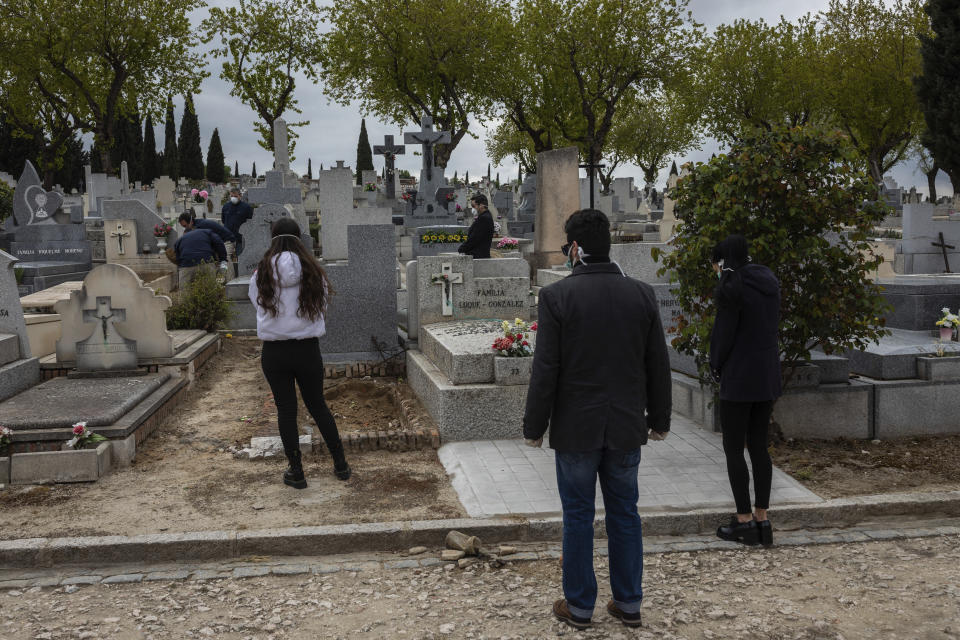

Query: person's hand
[[648, 430, 668, 441], [711, 368, 721, 383], [524, 437, 543, 448]]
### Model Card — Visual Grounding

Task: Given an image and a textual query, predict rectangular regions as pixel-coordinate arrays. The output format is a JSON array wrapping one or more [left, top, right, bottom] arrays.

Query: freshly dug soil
[[0, 338, 464, 540], [771, 435, 960, 499]]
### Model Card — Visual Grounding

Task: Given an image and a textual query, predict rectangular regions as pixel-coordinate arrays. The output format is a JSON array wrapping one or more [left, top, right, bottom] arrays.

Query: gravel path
[[1, 534, 957, 639]]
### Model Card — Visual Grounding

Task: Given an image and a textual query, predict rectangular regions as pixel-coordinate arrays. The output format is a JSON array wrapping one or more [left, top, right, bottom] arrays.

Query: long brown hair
[[255, 217, 332, 319]]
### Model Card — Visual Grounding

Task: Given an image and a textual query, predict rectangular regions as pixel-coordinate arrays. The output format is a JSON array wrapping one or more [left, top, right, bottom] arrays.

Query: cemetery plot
[[0, 338, 463, 540], [770, 434, 960, 499]]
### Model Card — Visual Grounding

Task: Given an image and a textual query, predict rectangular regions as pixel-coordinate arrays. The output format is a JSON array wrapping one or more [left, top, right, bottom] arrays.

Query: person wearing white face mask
[[221, 187, 253, 260]]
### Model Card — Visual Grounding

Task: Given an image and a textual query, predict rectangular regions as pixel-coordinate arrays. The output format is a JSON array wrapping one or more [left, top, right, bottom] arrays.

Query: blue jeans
[[555, 448, 644, 619]]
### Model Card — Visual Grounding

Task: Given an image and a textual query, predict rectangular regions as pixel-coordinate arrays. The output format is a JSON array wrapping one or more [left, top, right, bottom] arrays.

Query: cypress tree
[[141, 113, 159, 185], [163, 97, 179, 180], [234, 160, 239, 177], [465, 170, 470, 185], [495, 171, 500, 187], [252, 162, 257, 179], [518, 165, 522, 184], [178, 93, 204, 180], [916, 0, 960, 193], [487, 163, 491, 181], [453, 170, 458, 185], [206, 128, 225, 183], [307, 158, 312, 179], [356, 118, 374, 185]]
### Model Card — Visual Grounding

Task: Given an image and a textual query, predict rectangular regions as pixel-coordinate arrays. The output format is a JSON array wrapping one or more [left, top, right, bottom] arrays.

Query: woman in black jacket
[[709, 234, 781, 547]]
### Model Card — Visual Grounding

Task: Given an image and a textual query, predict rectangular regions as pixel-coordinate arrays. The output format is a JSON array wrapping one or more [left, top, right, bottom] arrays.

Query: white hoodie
[[247, 252, 327, 341]]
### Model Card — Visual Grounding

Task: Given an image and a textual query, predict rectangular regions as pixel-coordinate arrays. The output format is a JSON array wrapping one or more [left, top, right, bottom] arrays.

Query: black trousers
[[260, 338, 343, 456], [718, 399, 774, 514]]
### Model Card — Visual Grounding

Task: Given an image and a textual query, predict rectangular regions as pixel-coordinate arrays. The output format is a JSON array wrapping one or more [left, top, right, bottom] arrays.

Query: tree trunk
[[926, 164, 939, 202], [949, 169, 960, 199]]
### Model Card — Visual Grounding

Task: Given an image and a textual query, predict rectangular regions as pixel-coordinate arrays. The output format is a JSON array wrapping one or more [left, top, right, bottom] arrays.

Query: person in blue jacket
[[221, 187, 254, 253], [178, 212, 235, 244], [174, 221, 228, 288]]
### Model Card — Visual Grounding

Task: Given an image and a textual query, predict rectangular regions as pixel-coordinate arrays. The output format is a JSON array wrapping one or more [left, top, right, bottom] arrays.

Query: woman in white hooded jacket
[[248, 218, 350, 488]]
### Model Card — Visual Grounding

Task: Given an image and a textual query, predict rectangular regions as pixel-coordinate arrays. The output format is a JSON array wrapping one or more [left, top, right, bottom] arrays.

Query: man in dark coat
[[522, 209, 672, 630], [178, 211, 235, 244], [174, 224, 227, 289], [221, 187, 253, 254], [458, 193, 494, 259]]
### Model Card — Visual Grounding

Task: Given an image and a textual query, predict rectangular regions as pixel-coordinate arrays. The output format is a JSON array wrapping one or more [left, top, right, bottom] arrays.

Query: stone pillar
[[533, 147, 579, 274]]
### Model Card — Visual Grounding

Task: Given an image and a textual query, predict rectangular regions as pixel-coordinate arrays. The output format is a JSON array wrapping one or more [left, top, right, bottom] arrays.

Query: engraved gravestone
[[236, 204, 292, 276], [12, 161, 63, 226], [75, 296, 137, 371]]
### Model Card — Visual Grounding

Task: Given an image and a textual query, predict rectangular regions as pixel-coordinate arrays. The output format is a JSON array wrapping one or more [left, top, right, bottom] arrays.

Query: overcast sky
[[175, 0, 945, 195]]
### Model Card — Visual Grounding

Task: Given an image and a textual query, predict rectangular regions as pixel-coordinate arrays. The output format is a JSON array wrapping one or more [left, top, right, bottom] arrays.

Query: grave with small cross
[[76, 295, 137, 371], [431, 263, 464, 316], [109, 223, 132, 256]]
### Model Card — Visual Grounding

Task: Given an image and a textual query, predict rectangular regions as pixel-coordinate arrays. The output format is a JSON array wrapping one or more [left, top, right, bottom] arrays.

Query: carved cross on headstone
[[431, 263, 464, 316], [932, 232, 955, 273], [373, 135, 406, 200], [76, 296, 137, 371], [404, 116, 450, 185], [110, 223, 131, 255]]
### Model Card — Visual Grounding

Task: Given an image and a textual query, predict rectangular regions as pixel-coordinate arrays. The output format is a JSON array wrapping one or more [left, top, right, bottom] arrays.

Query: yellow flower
[[514, 318, 525, 326], [502, 320, 510, 331], [225, 333, 233, 339]]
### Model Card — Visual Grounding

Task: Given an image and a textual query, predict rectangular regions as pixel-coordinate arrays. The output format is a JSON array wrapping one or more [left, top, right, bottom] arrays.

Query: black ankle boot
[[328, 441, 351, 481], [756, 519, 773, 547], [283, 448, 308, 489], [717, 518, 759, 546]]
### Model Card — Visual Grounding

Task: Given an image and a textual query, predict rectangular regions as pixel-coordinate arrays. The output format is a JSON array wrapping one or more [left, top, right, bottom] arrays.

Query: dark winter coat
[[522, 261, 673, 451], [221, 200, 254, 236], [458, 210, 494, 259], [709, 264, 782, 402], [193, 218, 236, 244], [175, 228, 227, 268]]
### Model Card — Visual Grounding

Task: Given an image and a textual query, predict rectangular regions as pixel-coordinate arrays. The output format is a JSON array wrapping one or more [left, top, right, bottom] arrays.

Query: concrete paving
[[438, 413, 822, 518]]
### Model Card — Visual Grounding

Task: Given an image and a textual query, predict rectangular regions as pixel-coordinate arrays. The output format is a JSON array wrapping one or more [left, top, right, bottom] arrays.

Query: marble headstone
[[236, 204, 293, 276]]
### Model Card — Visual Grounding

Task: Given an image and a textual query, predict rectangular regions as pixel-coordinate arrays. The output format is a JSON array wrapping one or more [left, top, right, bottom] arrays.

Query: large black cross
[[373, 135, 406, 200], [932, 232, 955, 273], [579, 158, 606, 210]]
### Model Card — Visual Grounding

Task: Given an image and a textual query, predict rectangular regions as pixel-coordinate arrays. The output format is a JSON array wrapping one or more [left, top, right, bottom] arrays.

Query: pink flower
[[191, 188, 199, 196], [199, 190, 209, 198], [72, 424, 86, 436]]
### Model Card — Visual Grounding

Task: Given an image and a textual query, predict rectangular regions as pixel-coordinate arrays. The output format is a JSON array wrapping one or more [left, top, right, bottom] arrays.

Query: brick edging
[[338, 428, 440, 453]]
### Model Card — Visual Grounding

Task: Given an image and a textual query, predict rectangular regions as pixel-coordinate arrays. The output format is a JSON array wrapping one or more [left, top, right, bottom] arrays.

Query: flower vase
[[157, 237, 168, 250], [940, 326, 953, 342]]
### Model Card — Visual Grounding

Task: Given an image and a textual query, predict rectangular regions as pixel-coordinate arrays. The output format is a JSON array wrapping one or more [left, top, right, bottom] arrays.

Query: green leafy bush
[[656, 125, 891, 389], [0, 182, 13, 225], [166, 265, 232, 332]]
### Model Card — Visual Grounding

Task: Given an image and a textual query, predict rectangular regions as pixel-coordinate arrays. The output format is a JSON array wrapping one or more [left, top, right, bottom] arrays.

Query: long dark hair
[[255, 217, 332, 320]]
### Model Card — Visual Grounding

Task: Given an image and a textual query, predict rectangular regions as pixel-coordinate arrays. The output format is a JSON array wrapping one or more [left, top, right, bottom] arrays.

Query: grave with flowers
[[404, 254, 537, 440]]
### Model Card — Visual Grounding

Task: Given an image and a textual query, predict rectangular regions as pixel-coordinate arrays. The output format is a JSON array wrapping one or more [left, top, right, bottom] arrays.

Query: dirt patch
[[771, 435, 960, 498], [0, 338, 463, 540]]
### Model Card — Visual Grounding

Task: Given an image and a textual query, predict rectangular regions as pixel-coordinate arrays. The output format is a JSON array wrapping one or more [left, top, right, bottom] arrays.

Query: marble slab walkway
[[438, 413, 822, 518]]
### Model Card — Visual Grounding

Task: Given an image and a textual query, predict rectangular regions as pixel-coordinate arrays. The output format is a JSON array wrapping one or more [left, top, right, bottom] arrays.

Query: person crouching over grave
[[458, 193, 493, 259], [709, 234, 781, 547], [248, 217, 351, 488], [522, 208, 672, 630], [179, 211, 237, 277], [174, 215, 229, 289]]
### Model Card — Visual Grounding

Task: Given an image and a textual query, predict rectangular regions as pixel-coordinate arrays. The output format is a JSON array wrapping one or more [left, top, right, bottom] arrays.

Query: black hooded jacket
[[709, 263, 782, 402]]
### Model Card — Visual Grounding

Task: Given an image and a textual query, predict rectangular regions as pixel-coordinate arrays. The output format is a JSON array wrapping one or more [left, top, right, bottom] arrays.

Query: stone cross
[[273, 117, 290, 172], [373, 134, 406, 200], [110, 222, 131, 255], [404, 116, 450, 186], [76, 295, 137, 371], [431, 262, 464, 316], [932, 231, 955, 273], [246, 170, 300, 207]]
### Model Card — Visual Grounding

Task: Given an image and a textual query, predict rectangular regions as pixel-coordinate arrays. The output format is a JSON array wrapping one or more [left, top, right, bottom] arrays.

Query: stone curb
[[1, 490, 958, 569]]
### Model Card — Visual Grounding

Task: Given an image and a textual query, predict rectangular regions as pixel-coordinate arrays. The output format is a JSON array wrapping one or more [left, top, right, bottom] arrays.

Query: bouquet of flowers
[[153, 223, 174, 238], [364, 182, 377, 192], [422, 230, 465, 245], [191, 188, 209, 203], [492, 318, 537, 357], [936, 307, 960, 328], [0, 425, 12, 455], [65, 421, 107, 450], [496, 237, 519, 249], [401, 193, 413, 202], [445, 192, 457, 202]]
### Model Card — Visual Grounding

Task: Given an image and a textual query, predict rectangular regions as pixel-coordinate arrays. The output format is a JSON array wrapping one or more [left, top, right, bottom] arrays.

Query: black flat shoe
[[717, 518, 759, 546], [334, 461, 351, 481], [756, 519, 773, 547]]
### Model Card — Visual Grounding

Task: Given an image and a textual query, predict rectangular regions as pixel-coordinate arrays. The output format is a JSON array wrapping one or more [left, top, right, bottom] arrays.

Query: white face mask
[[230, 196, 239, 205]]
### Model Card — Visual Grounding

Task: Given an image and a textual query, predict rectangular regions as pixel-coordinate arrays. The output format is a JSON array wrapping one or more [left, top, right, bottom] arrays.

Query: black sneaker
[[756, 519, 774, 547], [607, 600, 642, 628], [717, 518, 759, 546], [552, 599, 591, 629], [283, 449, 308, 490]]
